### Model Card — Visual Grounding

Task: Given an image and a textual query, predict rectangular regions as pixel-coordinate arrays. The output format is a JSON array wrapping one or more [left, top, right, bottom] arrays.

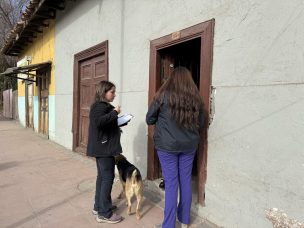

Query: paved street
[[0, 119, 217, 228]]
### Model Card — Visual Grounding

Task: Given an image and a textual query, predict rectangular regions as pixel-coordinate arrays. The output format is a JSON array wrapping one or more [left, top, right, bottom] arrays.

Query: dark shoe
[[92, 206, 117, 215], [111, 205, 117, 211], [96, 213, 123, 224], [159, 179, 165, 190]]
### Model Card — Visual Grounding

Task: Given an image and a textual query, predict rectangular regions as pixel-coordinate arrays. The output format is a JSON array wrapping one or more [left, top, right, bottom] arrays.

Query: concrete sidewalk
[[0, 120, 216, 228]]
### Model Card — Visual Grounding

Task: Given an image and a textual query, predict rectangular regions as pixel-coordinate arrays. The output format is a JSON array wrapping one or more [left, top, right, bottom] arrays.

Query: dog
[[115, 154, 143, 220]]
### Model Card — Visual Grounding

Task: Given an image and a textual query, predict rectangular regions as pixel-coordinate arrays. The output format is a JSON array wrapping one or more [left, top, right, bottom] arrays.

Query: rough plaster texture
[[48, 96, 55, 140], [54, 0, 304, 227]]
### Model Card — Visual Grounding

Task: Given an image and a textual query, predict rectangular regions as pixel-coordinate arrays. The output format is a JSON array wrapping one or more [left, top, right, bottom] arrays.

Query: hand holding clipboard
[[117, 114, 133, 127]]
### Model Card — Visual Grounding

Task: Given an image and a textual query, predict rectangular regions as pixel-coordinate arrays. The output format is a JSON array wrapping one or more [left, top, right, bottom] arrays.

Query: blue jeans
[[157, 150, 196, 228], [94, 156, 115, 218]]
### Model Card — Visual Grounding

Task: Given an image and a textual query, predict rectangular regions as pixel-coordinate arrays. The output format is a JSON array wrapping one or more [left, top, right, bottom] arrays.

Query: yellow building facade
[[17, 20, 55, 139]]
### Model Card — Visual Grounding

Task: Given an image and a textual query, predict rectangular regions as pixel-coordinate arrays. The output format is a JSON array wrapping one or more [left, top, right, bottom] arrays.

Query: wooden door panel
[[76, 51, 107, 152], [27, 84, 33, 128], [160, 54, 174, 84], [79, 115, 89, 147], [80, 84, 92, 109], [81, 63, 92, 80], [38, 70, 49, 136], [94, 59, 106, 78]]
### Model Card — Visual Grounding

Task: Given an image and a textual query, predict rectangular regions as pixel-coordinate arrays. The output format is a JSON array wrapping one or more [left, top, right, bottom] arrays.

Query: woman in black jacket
[[87, 80, 123, 224], [146, 67, 205, 228]]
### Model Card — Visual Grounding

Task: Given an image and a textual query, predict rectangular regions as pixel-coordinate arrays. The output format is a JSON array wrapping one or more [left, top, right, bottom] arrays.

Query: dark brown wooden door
[[77, 54, 107, 152], [73, 41, 108, 154]]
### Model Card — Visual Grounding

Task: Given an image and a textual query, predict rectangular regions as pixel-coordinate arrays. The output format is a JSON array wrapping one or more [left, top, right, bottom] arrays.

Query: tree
[[0, 0, 30, 107]]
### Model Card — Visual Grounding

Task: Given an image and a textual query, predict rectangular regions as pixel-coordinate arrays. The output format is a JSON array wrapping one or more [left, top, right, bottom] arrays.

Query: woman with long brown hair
[[146, 67, 205, 228]]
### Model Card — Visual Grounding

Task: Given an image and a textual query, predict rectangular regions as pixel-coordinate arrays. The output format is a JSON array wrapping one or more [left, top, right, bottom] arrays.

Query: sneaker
[[154, 224, 162, 228], [96, 213, 123, 224], [92, 206, 117, 215], [181, 223, 189, 228], [92, 209, 98, 215]]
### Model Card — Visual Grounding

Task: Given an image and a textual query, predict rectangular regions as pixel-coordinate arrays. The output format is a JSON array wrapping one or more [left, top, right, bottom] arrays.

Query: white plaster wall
[[16, 58, 27, 128], [205, 85, 304, 227], [54, 0, 123, 149], [203, 1, 304, 227], [54, 0, 304, 227], [48, 95, 55, 140]]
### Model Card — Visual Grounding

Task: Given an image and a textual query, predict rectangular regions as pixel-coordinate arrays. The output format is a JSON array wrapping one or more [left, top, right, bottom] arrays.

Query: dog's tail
[[131, 169, 142, 185]]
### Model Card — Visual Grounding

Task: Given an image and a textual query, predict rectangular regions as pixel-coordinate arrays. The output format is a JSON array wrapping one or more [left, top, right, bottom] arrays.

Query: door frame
[[72, 41, 108, 152], [147, 19, 215, 205]]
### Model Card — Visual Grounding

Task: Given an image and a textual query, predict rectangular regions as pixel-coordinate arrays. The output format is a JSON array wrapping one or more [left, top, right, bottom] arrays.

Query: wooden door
[[77, 55, 107, 152], [73, 41, 108, 154], [26, 83, 34, 128], [160, 54, 175, 84], [38, 71, 49, 136], [2, 89, 13, 118]]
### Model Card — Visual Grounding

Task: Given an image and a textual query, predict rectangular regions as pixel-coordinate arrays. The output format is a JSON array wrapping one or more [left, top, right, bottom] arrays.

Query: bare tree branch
[[0, 0, 30, 94], [0, 4, 13, 29]]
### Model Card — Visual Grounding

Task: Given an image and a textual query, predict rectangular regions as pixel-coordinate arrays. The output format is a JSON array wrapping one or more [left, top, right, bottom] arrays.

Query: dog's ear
[[117, 154, 126, 160], [114, 154, 125, 164], [114, 155, 120, 164]]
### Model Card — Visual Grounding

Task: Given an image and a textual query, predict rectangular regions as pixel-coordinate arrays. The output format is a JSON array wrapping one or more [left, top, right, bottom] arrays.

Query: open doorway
[[158, 37, 201, 177], [147, 19, 214, 205]]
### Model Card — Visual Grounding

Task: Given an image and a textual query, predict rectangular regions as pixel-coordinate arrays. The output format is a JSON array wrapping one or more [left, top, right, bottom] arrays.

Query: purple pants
[[157, 150, 196, 228]]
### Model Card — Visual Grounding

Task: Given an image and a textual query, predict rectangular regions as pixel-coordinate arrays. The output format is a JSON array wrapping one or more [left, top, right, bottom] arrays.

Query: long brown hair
[[95, 80, 115, 102], [154, 67, 203, 129]]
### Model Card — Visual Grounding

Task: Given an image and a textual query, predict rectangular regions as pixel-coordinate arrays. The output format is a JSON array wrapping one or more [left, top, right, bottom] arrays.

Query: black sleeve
[[146, 100, 161, 125], [91, 104, 118, 128]]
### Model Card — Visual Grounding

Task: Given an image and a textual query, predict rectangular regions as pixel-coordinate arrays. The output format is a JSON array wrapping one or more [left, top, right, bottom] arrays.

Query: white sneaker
[[92, 206, 117, 215], [92, 209, 98, 215], [96, 213, 123, 224]]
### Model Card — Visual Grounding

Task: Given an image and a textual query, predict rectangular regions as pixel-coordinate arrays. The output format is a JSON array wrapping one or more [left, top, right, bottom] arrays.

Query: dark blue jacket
[[87, 101, 122, 157], [146, 97, 204, 153]]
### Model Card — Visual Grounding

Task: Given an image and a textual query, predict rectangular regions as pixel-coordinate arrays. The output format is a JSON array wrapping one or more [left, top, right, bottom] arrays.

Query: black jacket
[[146, 97, 204, 153], [87, 101, 122, 157]]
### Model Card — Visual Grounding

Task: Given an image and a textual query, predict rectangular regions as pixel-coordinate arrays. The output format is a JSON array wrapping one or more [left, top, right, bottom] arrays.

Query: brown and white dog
[[115, 154, 143, 219]]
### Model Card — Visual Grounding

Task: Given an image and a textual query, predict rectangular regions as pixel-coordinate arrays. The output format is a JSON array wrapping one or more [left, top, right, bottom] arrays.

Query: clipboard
[[117, 114, 133, 126]]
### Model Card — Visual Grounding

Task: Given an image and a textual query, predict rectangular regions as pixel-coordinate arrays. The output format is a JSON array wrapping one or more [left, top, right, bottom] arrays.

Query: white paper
[[117, 114, 133, 126]]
